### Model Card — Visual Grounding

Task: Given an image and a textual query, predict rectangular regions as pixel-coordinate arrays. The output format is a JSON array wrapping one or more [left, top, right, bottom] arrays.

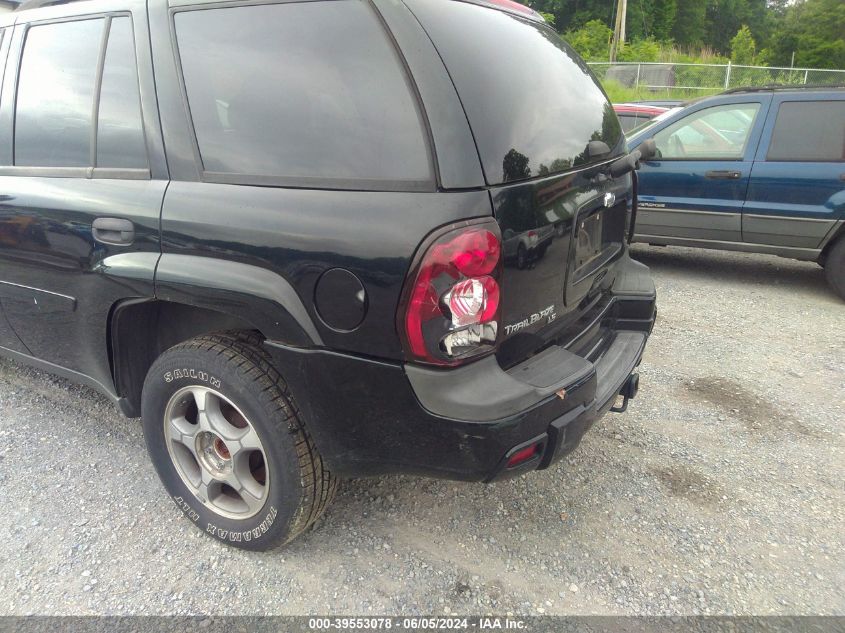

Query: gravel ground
[[0, 245, 842, 616]]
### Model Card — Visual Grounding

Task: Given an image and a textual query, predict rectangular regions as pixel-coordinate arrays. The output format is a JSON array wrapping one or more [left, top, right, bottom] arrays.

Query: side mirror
[[608, 138, 658, 178], [638, 138, 657, 162]]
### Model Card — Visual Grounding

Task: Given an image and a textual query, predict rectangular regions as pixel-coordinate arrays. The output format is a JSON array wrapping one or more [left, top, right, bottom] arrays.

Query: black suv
[[0, 0, 656, 549]]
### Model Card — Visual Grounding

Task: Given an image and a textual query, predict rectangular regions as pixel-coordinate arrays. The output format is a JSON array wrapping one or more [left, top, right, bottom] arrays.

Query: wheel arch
[[819, 220, 845, 266], [109, 298, 272, 417], [110, 256, 324, 417]]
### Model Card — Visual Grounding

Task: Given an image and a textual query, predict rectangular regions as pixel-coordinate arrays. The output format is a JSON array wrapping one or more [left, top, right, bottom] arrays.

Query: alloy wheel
[[164, 386, 269, 519]]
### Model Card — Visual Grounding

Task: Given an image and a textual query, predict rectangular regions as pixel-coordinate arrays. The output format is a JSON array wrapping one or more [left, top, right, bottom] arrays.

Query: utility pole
[[609, 0, 627, 62]]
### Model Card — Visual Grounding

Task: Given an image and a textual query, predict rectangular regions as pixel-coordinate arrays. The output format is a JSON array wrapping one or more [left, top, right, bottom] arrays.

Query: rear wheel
[[824, 237, 845, 301], [141, 332, 337, 550]]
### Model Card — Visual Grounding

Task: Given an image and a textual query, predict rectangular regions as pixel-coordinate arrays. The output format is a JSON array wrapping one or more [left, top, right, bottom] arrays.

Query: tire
[[141, 332, 337, 550], [824, 237, 845, 301]]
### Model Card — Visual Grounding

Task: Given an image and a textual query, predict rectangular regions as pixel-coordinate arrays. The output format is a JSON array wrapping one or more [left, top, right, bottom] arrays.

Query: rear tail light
[[400, 222, 502, 366]]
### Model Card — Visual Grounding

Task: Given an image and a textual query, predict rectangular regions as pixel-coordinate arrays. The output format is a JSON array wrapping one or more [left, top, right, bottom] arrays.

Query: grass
[[601, 79, 722, 103]]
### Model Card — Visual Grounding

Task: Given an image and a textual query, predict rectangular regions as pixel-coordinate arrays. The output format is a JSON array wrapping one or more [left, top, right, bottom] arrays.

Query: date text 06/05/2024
[[307, 617, 527, 630]]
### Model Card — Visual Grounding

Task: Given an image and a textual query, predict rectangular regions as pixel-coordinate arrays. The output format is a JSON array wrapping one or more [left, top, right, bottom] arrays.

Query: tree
[[538, 11, 556, 29], [502, 149, 531, 183], [768, 0, 845, 69], [730, 25, 757, 64], [563, 19, 613, 62], [671, 0, 707, 48], [528, 0, 612, 34], [533, 0, 845, 70], [626, 0, 677, 42]]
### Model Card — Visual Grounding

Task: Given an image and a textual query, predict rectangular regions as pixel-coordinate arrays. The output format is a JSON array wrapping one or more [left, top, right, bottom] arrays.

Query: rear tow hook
[[611, 372, 640, 413]]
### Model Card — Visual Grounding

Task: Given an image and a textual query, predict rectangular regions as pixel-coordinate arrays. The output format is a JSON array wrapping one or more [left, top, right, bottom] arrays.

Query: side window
[[15, 19, 103, 167], [96, 17, 147, 168], [767, 101, 845, 162], [174, 1, 431, 186], [654, 103, 761, 160], [14, 16, 147, 172]]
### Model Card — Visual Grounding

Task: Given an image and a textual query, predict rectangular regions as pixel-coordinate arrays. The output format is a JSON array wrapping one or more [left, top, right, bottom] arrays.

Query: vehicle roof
[[721, 84, 845, 95], [633, 100, 685, 107], [13, 0, 547, 22], [665, 85, 845, 111]]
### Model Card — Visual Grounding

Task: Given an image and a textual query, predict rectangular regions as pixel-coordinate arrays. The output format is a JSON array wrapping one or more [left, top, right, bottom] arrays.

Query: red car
[[613, 103, 670, 133]]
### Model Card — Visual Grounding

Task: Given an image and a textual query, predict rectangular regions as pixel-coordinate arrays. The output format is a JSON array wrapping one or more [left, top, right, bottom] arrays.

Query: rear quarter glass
[[405, 0, 623, 185], [767, 100, 845, 162]]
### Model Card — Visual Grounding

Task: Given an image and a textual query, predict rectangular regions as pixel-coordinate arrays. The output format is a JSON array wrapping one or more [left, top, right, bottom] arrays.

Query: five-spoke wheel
[[165, 386, 268, 519]]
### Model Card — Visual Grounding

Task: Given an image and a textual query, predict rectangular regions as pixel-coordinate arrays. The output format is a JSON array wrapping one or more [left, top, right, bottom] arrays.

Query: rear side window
[[14, 16, 147, 171], [405, 0, 622, 185], [15, 19, 103, 167], [174, 1, 432, 187], [96, 17, 147, 168], [767, 101, 845, 162]]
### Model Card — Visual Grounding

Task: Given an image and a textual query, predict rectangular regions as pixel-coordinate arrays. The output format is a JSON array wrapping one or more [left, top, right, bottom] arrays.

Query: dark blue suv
[[628, 87, 845, 299]]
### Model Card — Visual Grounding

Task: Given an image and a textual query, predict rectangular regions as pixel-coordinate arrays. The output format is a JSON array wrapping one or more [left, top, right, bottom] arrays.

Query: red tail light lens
[[401, 223, 502, 365]]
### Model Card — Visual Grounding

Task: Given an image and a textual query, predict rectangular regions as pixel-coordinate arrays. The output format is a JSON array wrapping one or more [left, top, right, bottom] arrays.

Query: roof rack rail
[[15, 0, 87, 10], [721, 84, 845, 94]]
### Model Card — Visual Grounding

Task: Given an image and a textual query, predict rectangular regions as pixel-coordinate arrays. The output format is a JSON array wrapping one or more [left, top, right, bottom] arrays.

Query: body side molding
[[633, 234, 821, 261], [0, 343, 120, 404], [0, 281, 77, 312]]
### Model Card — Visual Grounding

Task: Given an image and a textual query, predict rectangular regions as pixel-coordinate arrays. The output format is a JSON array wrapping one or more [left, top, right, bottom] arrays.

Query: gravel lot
[[0, 245, 842, 616]]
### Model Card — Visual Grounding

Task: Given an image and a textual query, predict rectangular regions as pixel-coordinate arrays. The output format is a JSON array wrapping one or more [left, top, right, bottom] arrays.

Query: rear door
[[0, 3, 167, 389], [743, 95, 845, 250], [635, 96, 769, 243], [0, 21, 29, 354]]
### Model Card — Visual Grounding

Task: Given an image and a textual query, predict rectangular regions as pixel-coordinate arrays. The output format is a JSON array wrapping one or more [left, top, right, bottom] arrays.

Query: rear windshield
[[407, 0, 623, 185]]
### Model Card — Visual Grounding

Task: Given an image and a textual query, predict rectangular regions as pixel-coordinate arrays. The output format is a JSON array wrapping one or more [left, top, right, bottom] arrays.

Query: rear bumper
[[264, 256, 655, 482]]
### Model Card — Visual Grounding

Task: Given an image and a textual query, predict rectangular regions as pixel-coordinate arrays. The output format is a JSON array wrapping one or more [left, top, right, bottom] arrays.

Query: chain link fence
[[588, 61, 845, 96]]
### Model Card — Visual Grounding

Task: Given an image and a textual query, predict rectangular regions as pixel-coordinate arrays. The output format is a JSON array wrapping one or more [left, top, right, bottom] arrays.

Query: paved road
[[0, 245, 842, 616]]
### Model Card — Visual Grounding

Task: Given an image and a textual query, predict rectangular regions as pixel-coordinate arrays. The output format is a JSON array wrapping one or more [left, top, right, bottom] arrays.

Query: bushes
[[618, 39, 662, 63], [563, 21, 732, 66], [563, 19, 612, 62]]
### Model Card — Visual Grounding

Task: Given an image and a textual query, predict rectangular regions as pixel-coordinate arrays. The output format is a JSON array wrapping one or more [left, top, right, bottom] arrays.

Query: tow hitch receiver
[[611, 372, 640, 413]]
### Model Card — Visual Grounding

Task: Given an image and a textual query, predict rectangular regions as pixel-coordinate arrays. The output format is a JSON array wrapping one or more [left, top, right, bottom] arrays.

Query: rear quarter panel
[[159, 183, 492, 359]]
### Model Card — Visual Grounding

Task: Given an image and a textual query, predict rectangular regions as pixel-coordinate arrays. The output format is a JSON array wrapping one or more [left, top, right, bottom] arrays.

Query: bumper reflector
[[506, 443, 540, 468]]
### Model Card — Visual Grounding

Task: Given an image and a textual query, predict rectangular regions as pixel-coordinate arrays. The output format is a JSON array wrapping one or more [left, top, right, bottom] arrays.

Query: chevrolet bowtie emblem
[[604, 192, 616, 208]]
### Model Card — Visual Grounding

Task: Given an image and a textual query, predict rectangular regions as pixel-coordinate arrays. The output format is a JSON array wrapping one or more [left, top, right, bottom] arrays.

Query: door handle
[[92, 217, 135, 245], [705, 170, 742, 180]]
